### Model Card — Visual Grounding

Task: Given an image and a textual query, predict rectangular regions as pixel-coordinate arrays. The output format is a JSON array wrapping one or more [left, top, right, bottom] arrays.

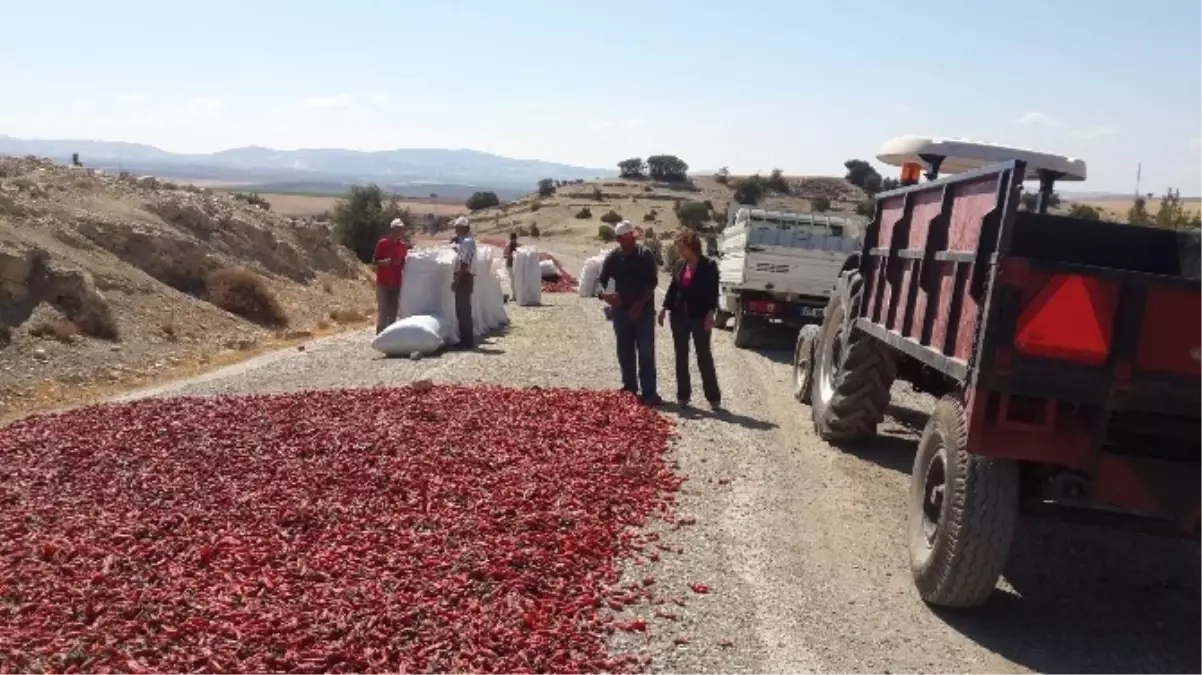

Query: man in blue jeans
[[597, 221, 662, 406]]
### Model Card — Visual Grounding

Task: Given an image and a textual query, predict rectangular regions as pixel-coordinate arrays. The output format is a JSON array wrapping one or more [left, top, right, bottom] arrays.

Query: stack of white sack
[[511, 246, 542, 306], [577, 251, 610, 298], [371, 245, 508, 355], [539, 259, 559, 279]]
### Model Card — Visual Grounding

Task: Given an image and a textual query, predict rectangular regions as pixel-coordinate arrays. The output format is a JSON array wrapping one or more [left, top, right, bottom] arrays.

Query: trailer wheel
[[732, 307, 753, 349], [792, 324, 820, 404], [714, 310, 732, 330], [810, 271, 898, 441], [909, 395, 1019, 608]]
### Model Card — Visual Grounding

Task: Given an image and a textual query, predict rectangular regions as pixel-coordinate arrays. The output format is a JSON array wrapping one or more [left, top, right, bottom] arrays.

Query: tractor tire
[[809, 271, 898, 442], [793, 324, 820, 404], [714, 309, 732, 330], [732, 307, 753, 349], [909, 395, 1019, 608]]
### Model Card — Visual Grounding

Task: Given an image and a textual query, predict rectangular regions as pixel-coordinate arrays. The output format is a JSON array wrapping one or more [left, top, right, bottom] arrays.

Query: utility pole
[[1134, 162, 1142, 202]]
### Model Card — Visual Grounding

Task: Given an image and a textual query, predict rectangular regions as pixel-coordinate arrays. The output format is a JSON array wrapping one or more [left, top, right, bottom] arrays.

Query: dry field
[[261, 193, 466, 218], [1069, 197, 1202, 221]]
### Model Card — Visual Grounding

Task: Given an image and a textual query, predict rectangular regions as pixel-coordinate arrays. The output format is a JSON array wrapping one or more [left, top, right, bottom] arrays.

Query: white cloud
[[303, 94, 351, 109], [1015, 111, 1059, 126], [1069, 125, 1118, 140]]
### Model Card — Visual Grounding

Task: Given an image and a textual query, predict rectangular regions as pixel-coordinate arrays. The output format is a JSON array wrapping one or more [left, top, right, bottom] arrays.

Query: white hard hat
[[614, 221, 635, 237]]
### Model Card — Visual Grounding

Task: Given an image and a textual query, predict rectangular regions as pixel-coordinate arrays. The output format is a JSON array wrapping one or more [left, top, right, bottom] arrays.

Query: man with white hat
[[451, 216, 477, 349], [372, 218, 409, 334], [597, 221, 662, 405]]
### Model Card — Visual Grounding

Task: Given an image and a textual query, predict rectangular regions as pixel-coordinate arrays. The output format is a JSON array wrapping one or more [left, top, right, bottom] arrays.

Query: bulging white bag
[[512, 246, 542, 306], [578, 252, 609, 298], [539, 259, 559, 279], [372, 314, 445, 355]]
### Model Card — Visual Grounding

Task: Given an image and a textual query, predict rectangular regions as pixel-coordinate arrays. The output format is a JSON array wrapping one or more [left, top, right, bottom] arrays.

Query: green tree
[[537, 178, 556, 197], [331, 184, 410, 263], [674, 200, 710, 229], [646, 154, 689, 182], [1128, 196, 1153, 226], [715, 166, 730, 185], [1153, 188, 1202, 230], [732, 176, 764, 205], [71, 152, 82, 167], [465, 191, 500, 211], [811, 195, 831, 212], [855, 199, 875, 217], [618, 158, 646, 179], [844, 159, 883, 195], [1067, 203, 1101, 221]]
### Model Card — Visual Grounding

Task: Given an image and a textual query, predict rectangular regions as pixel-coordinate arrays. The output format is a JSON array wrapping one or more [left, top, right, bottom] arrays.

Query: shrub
[[0, 323, 10, 347], [592, 186, 604, 201], [575, 206, 592, 219], [767, 169, 790, 194], [598, 224, 616, 241], [329, 308, 365, 323], [600, 209, 623, 225], [732, 177, 764, 205], [661, 240, 681, 271], [537, 178, 556, 197], [844, 159, 884, 195], [674, 200, 710, 229], [643, 235, 663, 265], [205, 267, 289, 327], [855, 199, 875, 217], [331, 184, 410, 263], [644, 226, 656, 239], [1068, 203, 1102, 221], [811, 195, 832, 212], [29, 318, 78, 343], [232, 191, 271, 210], [71, 303, 120, 341], [715, 166, 730, 185], [643, 210, 657, 222], [466, 191, 501, 211], [643, 185, 653, 193], [529, 200, 541, 212], [530, 223, 541, 238]]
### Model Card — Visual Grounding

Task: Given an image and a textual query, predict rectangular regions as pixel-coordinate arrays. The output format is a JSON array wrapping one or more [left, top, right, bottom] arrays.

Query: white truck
[[716, 208, 863, 348]]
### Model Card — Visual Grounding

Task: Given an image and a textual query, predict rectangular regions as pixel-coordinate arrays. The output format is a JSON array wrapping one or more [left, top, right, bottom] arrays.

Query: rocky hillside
[[463, 174, 869, 242], [0, 156, 374, 419]]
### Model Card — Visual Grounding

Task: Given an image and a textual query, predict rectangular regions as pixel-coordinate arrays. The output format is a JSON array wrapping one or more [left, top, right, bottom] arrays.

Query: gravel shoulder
[[88, 255, 1202, 674]]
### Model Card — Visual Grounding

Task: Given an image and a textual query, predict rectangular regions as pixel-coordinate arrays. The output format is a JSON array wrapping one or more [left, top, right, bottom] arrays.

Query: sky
[[1, 0, 1199, 194]]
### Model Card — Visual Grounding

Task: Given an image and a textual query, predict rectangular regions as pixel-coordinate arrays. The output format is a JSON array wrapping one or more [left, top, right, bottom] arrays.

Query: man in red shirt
[[373, 219, 409, 334]]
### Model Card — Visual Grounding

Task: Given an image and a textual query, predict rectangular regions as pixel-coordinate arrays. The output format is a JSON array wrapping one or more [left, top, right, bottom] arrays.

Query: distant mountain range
[[0, 135, 616, 199]]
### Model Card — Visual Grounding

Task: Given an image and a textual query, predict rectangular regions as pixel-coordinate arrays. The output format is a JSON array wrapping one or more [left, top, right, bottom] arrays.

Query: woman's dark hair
[[510, 232, 518, 240], [674, 230, 702, 257]]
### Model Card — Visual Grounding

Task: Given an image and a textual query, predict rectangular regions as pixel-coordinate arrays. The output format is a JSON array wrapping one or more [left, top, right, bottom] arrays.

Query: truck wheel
[[714, 310, 732, 330], [810, 271, 898, 442], [909, 396, 1019, 608], [732, 308, 753, 349], [793, 324, 820, 404]]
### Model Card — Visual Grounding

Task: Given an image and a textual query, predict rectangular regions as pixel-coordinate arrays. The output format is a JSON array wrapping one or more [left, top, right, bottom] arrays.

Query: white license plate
[[799, 306, 824, 318]]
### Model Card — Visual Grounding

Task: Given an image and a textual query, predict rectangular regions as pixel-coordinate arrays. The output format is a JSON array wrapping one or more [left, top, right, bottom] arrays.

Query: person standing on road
[[451, 217, 477, 349], [658, 230, 722, 409], [372, 218, 409, 334], [597, 221, 662, 405], [504, 231, 520, 302]]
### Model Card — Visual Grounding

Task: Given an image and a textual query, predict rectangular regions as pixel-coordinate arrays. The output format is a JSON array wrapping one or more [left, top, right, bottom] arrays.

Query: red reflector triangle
[[1015, 274, 1115, 365]]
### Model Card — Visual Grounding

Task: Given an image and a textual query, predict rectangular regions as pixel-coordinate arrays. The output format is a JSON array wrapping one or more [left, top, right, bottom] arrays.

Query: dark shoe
[[677, 399, 691, 409], [709, 399, 724, 413], [640, 394, 664, 407]]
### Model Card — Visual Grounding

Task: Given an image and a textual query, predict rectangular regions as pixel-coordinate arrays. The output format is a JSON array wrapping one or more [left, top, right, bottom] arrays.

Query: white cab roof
[[876, 136, 1087, 182]]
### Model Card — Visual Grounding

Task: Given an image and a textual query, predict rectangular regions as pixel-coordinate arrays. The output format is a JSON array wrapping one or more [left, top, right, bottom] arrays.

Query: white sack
[[539, 258, 559, 279], [512, 246, 543, 306], [394, 244, 508, 346], [372, 314, 445, 355], [578, 252, 608, 298]]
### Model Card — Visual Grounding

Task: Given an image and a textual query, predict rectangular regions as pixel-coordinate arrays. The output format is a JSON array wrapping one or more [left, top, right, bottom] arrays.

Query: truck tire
[[714, 310, 732, 330], [732, 307, 753, 349], [809, 271, 898, 442], [792, 324, 820, 404], [909, 396, 1019, 608]]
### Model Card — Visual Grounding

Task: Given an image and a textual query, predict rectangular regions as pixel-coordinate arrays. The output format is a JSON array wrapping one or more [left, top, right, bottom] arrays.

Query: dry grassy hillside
[[259, 193, 465, 219], [0, 156, 376, 419], [463, 174, 869, 244]]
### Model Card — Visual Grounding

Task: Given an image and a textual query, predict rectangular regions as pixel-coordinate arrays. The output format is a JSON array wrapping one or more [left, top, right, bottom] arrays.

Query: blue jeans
[[612, 308, 657, 397]]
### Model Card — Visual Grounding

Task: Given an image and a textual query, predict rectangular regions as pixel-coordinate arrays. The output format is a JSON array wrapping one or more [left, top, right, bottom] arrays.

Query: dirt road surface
[[99, 247, 1201, 674]]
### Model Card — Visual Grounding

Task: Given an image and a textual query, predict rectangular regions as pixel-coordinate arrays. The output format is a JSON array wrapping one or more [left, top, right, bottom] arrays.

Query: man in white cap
[[372, 218, 409, 334], [451, 216, 477, 349], [597, 221, 661, 405]]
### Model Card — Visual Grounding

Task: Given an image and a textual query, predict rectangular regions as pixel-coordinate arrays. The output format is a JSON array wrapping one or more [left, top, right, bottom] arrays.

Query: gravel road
[[107, 250, 1200, 674]]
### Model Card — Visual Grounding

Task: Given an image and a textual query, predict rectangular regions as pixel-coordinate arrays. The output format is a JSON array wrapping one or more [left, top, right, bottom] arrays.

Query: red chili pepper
[[690, 582, 711, 594], [0, 384, 680, 673]]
